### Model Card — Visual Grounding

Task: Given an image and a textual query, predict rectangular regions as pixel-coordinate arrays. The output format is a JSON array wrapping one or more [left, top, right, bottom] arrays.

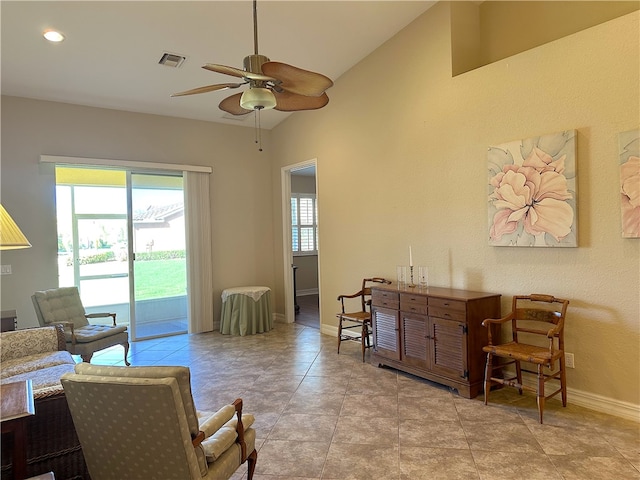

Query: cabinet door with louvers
[[429, 316, 468, 380], [372, 307, 400, 361], [400, 312, 430, 369]]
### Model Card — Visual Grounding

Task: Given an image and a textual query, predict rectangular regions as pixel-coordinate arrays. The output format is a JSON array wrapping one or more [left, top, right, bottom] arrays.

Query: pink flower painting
[[488, 131, 577, 247], [619, 129, 640, 238]]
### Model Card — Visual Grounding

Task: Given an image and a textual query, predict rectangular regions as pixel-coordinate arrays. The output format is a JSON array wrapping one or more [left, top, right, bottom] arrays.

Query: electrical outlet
[[0, 265, 12, 275], [565, 352, 575, 368]]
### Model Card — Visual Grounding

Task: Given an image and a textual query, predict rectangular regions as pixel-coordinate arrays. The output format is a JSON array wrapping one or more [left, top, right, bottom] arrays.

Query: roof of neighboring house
[[133, 203, 183, 223]]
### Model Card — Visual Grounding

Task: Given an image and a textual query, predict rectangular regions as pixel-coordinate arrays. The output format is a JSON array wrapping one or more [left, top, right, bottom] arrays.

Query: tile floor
[[89, 323, 640, 480]]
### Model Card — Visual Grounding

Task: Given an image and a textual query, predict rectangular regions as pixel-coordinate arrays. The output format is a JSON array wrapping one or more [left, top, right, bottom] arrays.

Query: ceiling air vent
[[158, 53, 186, 68]]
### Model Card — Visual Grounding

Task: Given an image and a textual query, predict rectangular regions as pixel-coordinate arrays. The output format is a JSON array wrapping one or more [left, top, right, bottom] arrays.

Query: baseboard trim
[[273, 313, 287, 324], [516, 370, 640, 423], [567, 387, 640, 422]]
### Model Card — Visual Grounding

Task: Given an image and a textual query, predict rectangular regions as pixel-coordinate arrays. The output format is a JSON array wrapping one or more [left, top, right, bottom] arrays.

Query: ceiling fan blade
[[262, 62, 333, 97], [273, 90, 329, 112], [219, 93, 252, 115], [171, 83, 244, 97], [203, 64, 276, 83]]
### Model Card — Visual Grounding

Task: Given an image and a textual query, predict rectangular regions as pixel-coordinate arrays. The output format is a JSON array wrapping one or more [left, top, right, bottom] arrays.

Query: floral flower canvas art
[[619, 128, 640, 238], [488, 130, 577, 247]]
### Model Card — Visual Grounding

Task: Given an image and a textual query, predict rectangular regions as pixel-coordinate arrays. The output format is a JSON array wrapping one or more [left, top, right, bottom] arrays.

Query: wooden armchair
[[61, 364, 257, 480], [482, 294, 570, 423], [337, 277, 391, 362], [32, 287, 130, 365]]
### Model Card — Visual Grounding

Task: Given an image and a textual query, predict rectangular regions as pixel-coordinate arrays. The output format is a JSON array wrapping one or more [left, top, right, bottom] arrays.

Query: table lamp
[[0, 204, 31, 250]]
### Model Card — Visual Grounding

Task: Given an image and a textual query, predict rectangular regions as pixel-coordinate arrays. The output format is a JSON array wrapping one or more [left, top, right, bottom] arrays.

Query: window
[[291, 194, 318, 254]]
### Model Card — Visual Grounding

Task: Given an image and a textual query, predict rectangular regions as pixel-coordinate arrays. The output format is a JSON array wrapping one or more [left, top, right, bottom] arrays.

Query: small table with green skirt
[[220, 286, 273, 336]]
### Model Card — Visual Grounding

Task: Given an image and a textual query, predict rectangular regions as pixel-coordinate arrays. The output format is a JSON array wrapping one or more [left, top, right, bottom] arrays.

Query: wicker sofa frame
[[1, 326, 89, 480]]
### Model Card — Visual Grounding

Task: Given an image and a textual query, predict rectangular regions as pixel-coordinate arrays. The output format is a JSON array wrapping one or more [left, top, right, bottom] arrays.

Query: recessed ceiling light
[[43, 29, 65, 43]]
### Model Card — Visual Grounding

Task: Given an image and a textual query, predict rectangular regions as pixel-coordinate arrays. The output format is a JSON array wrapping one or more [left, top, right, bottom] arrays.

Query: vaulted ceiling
[[1, 1, 435, 130]]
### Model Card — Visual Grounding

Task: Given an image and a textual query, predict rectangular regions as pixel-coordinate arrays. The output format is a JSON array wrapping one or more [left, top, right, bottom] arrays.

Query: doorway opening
[[282, 161, 320, 328]]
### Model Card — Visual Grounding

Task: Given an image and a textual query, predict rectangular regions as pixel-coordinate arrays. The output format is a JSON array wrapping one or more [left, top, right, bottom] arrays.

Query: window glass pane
[[300, 227, 314, 251], [74, 186, 127, 214], [292, 226, 299, 251], [299, 198, 314, 225], [291, 198, 298, 226], [56, 186, 72, 256]]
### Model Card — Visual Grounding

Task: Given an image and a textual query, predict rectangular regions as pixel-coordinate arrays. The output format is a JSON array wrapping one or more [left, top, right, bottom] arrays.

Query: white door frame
[[280, 159, 319, 324]]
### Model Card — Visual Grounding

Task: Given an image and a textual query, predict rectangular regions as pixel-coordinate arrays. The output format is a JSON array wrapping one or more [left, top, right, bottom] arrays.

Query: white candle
[[409, 246, 413, 267]]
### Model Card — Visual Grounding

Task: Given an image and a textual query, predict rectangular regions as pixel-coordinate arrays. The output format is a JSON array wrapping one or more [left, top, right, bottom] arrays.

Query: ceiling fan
[[172, 0, 334, 122]]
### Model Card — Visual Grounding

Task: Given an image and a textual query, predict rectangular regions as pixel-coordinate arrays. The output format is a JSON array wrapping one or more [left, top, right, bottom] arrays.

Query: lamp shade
[[240, 87, 276, 110], [0, 205, 31, 250]]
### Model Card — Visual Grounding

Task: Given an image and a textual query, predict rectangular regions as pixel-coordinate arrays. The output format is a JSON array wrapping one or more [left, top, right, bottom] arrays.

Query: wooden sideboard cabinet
[[370, 284, 501, 399]]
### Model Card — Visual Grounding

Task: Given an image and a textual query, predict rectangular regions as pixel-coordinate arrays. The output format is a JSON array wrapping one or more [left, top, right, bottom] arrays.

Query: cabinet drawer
[[429, 297, 466, 312], [428, 306, 466, 322], [400, 293, 428, 315], [372, 290, 399, 309]]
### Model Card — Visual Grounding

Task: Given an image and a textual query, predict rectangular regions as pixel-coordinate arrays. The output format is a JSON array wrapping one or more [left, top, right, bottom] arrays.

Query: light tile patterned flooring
[[90, 323, 640, 480]]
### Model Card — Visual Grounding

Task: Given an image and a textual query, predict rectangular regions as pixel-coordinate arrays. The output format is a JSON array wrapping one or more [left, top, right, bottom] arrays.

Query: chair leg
[[484, 353, 492, 405], [536, 364, 545, 424], [560, 356, 567, 407], [246, 449, 257, 480], [337, 316, 343, 354], [361, 323, 368, 363], [515, 360, 523, 395], [123, 341, 131, 366]]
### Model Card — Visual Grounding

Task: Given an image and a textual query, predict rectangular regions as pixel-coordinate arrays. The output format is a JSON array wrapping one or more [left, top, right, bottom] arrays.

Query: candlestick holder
[[409, 266, 416, 287]]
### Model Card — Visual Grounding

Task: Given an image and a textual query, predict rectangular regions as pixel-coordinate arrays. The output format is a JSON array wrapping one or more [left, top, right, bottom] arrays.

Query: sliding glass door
[[130, 173, 187, 339], [56, 167, 187, 340]]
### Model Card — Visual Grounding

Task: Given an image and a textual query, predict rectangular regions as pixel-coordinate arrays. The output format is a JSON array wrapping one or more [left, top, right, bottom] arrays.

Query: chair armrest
[[192, 431, 205, 447], [198, 404, 236, 438], [85, 312, 117, 327], [233, 398, 248, 462], [337, 290, 364, 313], [546, 323, 563, 338], [56, 321, 77, 345], [482, 313, 513, 345], [481, 314, 513, 328], [198, 399, 251, 462], [337, 291, 364, 301]]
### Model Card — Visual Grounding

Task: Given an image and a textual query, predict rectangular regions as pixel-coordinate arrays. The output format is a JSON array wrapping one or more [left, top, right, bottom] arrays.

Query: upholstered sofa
[[0, 325, 89, 479]]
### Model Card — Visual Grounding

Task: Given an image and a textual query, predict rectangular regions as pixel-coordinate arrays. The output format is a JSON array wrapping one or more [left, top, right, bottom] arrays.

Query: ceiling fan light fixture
[[240, 87, 276, 110]]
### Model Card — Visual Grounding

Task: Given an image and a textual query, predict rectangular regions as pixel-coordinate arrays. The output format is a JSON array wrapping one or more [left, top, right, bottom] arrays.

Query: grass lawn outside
[[134, 258, 186, 300]]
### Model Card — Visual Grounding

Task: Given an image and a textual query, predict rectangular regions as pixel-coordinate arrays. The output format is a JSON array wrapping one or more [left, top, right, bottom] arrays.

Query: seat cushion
[[484, 341, 563, 364], [338, 311, 370, 323], [67, 324, 128, 343], [1, 351, 75, 380]]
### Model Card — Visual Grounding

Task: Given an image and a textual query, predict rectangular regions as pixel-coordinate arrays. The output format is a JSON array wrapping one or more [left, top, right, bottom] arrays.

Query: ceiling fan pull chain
[[253, 109, 263, 152]]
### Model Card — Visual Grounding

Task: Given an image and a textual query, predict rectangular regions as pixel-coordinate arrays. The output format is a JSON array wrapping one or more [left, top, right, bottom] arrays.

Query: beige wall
[[479, 1, 640, 66], [271, 3, 640, 408], [0, 97, 276, 329]]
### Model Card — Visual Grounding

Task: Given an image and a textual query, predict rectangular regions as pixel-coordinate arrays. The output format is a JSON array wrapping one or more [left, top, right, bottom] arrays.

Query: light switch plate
[[1, 265, 12, 275]]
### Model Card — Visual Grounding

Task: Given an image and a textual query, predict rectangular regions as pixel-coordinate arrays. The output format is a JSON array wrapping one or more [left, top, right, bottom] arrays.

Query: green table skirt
[[220, 290, 273, 336]]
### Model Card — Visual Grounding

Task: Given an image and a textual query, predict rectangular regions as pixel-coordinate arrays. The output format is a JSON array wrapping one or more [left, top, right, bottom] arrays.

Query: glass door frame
[[56, 166, 188, 342]]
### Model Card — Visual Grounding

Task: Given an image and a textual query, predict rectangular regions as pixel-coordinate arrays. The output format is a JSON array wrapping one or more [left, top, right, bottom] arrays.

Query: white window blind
[[291, 194, 318, 254]]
